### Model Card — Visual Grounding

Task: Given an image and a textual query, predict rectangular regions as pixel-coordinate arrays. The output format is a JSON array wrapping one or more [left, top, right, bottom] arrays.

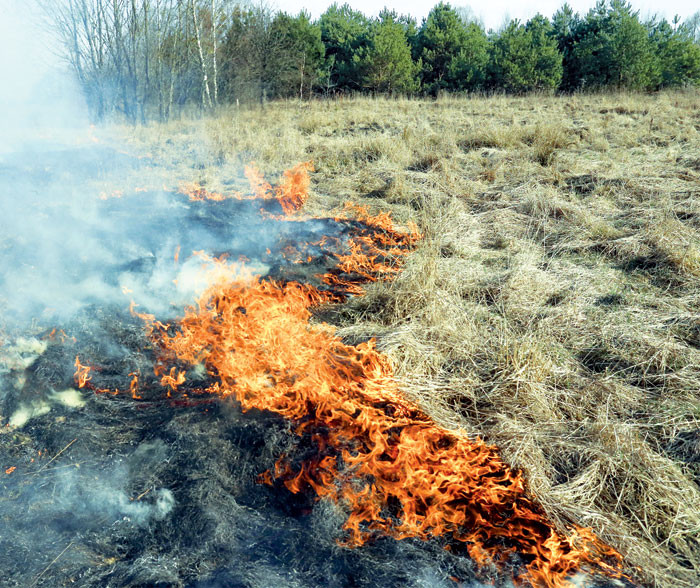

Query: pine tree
[[417, 2, 469, 94], [651, 18, 700, 87], [354, 13, 418, 94], [269, 12, 325, 99], [489, 17, 562, 93], [566, 0, 659, 90], [446, 22, 490, 91], [552, 3, 580, 91], [319, 3, 370, 92]]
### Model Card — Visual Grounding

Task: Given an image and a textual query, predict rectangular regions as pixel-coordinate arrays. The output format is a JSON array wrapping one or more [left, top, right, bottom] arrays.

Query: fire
[[160, 367, 186, 396], [74, 355, 91, 388], [142, 273, 623, 587], [318, 204, 420, 298], [129, 372, 141, 399], [273, 162, 313, 215], [179, 182, 228, 201], [69, 163, 626, 587], [179, 162, 312, 216]]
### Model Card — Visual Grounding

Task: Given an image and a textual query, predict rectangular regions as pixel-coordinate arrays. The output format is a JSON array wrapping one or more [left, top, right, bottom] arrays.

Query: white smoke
[[0, 0, 88, 150], [50, 467, 175, 526]]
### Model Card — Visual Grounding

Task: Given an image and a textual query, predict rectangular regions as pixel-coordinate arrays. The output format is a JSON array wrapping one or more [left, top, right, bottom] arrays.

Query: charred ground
[[2, 90, 700, 588]]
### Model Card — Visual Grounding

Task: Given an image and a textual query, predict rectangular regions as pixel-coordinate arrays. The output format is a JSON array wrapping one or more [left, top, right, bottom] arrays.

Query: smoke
[[0, 0, 88, 150], [0, 146, 331, 333], [24, 463, 174, 528]]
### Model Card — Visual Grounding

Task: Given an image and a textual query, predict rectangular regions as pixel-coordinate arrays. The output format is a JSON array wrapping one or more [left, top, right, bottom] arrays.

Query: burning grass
[[101, 91, 700, 588], [65, 167, 627, 587], [3, 90, 700, 588], [139, 275, 626, 587]]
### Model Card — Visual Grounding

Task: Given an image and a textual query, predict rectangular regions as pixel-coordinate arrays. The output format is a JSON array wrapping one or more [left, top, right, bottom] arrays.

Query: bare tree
[[190, 0, 212, 109], [211, 0, 219, 105]]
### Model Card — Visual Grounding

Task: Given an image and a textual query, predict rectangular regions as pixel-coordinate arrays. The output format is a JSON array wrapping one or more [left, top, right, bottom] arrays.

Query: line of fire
[[1, 161, 637, 588]]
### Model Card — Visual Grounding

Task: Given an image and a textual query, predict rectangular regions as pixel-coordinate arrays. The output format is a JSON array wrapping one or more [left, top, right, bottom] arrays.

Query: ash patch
[[0, 382, 490, 588]]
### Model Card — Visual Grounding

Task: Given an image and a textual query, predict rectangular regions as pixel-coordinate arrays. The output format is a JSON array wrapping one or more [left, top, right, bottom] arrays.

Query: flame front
[[144, 272, 623, 587], [180, 161, 312, 216], [74, 164, 626, 587]]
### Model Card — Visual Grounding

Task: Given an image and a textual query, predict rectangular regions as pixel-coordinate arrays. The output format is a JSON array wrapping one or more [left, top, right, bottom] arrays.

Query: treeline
[[45, 0, 700, 122]]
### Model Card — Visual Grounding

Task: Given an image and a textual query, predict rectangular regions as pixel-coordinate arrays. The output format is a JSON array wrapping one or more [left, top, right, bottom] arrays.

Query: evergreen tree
[[552, 3, 580, 91], [319, 3, 370, 92], [489, 16, 562, 93], [269, 12, 325, 99], [527, 15, 564, 90], [650, 18, 700, 87], [566, 0, 658, 90], [446, 22, 489, 91], [354, 12, 419, 94], [417, 2, 469, 94], [220, 4, 278, 103]]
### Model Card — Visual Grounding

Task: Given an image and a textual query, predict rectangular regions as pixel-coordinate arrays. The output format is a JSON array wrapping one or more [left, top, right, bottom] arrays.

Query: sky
[[271, 0, 700, 30], [0, 0, 698, 125], [0, 1, 68, 108]]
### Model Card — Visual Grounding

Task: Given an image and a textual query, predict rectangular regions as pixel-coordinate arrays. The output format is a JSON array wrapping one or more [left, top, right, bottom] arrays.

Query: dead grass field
[[103, 91, 700, 588]]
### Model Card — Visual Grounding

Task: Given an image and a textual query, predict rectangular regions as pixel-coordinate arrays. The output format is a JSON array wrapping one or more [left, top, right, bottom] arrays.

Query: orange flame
[[144, 274, 623, 587], [178, 162, 313, 216], [74, 355, 91, 388], [75, 163, 625, 587], [274, 161, 313, 215], [317, 205, 420, 299], [160, 367, 186, 396], [129, 371, 142, 399]]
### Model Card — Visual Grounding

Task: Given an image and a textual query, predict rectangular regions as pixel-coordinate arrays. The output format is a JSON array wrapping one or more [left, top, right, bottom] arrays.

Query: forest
[[44, 0, 700, 122]]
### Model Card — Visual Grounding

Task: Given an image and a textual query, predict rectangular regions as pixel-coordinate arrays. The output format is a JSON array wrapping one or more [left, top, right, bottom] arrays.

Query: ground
[[86, 91, 700, 587]]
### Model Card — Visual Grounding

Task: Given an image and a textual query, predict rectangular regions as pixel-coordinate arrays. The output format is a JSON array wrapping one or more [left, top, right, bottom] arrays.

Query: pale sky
[[1, 0, 698, 118], [0, 0, 58, 104], [271, 0, 700, 30]]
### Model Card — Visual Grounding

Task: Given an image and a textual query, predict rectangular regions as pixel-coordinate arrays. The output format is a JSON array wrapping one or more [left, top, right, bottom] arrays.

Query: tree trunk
[[299, 52, 305, 100], [211, 0, 218, 105], [190, 0, 212, 109]]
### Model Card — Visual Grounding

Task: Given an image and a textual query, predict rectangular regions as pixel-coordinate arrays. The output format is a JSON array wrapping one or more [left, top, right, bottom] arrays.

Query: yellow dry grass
[[101, 90, 700, 588]]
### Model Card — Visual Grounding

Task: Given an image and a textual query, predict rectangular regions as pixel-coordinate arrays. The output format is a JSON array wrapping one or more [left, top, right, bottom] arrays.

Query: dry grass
[[101, 90, 700, 588]]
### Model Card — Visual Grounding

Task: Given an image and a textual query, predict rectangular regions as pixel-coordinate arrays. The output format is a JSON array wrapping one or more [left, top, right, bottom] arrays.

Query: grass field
[[102, 91, 700, 587]]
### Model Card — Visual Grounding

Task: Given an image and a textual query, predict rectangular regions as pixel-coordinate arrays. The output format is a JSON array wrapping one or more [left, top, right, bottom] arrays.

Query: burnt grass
[[0, 297, 499, 588], [0, 304, 632, 588], [4, 91, 700, 588]]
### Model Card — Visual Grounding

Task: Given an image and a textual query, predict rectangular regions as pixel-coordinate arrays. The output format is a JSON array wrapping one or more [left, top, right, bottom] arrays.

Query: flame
[[318, 204, 420, 299], [142, 273, 623, 587], [178, 162, 312, 216], [274, 161, 313, 215], [244, 163, 272, 198], [5, 466, 16, 475], [129, 372, 141, 399], [74, 355, 91, 388], [160, 367, 186, 396], [45, 328, 68, 343], [69, 163, 625, 587], [179, 182, 228, 202]]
